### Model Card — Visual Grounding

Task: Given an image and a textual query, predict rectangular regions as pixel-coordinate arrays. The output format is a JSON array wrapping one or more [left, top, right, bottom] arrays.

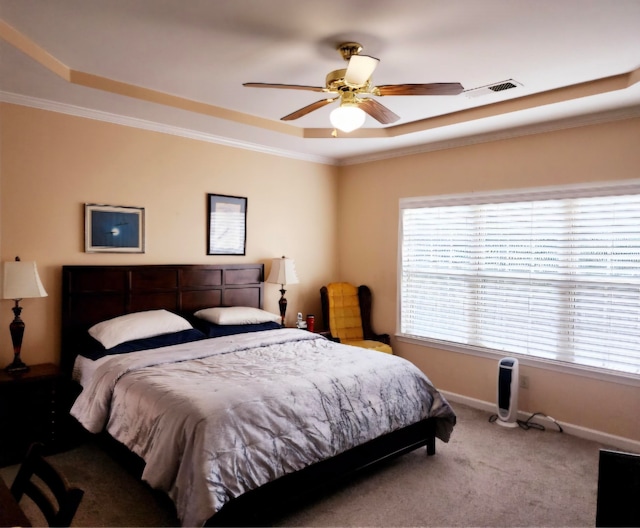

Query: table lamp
[[266, 256, 299, 327], [3, 256, 48, 373]]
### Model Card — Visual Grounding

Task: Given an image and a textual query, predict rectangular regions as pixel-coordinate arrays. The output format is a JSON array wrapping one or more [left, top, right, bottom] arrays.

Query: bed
[[61, 263, 456, 526]]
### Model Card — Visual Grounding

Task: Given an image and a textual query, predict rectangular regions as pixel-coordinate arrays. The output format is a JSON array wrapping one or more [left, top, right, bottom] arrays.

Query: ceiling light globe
[[330, 106, 366, 133]]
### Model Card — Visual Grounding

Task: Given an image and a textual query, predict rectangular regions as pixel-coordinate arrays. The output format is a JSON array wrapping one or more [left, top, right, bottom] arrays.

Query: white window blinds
[[399, 182, 640, 377]]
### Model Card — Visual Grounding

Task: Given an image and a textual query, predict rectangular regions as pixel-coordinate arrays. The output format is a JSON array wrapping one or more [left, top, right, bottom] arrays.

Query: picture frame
[[207, 193, 247, 255], [85, 203, 145, 253]]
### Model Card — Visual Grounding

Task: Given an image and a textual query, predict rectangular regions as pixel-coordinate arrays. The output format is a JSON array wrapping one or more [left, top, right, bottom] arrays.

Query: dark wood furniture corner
[[0, 363, 64, 467]]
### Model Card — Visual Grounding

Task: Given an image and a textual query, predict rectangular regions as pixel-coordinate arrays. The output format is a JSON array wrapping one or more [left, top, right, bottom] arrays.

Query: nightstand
[[0, 363, 64, 467]]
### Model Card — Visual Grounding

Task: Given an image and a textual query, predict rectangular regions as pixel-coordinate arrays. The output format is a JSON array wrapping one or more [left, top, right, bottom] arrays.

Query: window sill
[[395, 333, 640, 388]]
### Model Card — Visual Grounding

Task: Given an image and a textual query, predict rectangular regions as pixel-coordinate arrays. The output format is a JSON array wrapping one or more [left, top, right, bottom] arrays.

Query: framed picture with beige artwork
[[207, 193, 247, 255]]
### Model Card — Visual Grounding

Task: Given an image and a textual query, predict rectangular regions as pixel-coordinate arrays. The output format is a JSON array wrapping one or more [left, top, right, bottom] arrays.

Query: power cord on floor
[[488, 411, 564, 432]]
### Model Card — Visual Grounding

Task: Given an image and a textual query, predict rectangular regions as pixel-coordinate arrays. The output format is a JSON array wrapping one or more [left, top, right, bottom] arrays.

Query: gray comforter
[[71, 329, 456, 526]]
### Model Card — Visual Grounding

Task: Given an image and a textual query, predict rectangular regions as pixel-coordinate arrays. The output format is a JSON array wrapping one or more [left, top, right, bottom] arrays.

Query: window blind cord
[[488, 412, 564, 433]]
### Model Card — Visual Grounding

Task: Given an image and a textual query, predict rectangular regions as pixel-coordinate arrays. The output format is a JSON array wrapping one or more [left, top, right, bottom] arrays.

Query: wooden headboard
[[61, 263, 264, 375]]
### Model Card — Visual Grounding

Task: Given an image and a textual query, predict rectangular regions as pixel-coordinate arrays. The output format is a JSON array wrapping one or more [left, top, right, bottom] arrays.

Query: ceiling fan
[[243, 42, 464, 134]]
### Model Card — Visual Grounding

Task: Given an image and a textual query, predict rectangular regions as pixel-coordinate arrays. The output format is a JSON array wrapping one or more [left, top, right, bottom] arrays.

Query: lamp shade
[[3, 260, 48, 300], [266, 257, 299, 286], [330, 105, 366, 133]]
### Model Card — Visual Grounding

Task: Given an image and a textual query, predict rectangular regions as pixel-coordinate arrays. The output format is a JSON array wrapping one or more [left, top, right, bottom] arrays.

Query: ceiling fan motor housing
[[326, 69, 368, 93], [337, 42, 363, 61]]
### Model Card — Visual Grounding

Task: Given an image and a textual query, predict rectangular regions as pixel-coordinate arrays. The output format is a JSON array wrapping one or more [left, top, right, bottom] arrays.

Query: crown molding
[[2, 91, 639, 168], [338, 105, 640, 166], [0, 91, 335, 166]]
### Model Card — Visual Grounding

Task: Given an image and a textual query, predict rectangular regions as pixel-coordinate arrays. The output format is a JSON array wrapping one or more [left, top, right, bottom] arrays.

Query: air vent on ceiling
[[464, 79, 522, 98], [489, 81, 518, 92]]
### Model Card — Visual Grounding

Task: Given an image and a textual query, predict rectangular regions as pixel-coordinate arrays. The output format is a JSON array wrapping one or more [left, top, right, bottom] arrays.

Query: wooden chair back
[[11, 443, 84, 527]]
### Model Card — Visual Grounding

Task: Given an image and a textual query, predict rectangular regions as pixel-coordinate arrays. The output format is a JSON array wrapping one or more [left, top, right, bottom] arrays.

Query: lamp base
[[278, 288, 288, 328], [7, 300, 29, 373], [5, 356, 29, 373]]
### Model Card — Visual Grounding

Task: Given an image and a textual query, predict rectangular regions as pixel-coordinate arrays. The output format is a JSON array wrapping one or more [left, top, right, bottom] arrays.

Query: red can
[[306, 315, 315, 333]]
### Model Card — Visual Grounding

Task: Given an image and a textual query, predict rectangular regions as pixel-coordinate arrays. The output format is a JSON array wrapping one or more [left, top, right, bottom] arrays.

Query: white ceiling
[[1, 0, 640, 165]]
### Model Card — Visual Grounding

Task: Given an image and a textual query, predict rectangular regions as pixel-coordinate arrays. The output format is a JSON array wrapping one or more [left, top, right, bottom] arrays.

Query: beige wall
[[338, 117, 640, 441], [2, 101, 639, 442], [0, 103, 339, 366]]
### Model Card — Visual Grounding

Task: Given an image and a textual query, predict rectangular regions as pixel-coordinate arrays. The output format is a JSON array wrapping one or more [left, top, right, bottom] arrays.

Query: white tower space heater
[[496, 357, 519, 428]]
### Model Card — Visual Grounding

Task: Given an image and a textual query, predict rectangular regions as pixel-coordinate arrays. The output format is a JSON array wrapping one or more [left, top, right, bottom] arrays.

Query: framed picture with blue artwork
[[85, 203, 145, 253]]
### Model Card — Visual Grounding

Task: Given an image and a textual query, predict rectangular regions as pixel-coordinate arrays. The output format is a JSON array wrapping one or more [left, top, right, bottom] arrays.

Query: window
[[399, 181, 640, 379]]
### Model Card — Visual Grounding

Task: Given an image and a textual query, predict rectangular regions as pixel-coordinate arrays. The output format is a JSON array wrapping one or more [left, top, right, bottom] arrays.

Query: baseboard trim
[[440, 390, 640, 454]]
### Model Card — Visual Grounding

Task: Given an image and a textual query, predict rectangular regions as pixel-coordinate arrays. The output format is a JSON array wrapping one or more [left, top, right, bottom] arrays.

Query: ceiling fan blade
[[375, 82, 464, 96], [243, 82, 325, 92], [358, 98, 400, 125], [344, 55, 379, 86], [281, 98, 338, 121]]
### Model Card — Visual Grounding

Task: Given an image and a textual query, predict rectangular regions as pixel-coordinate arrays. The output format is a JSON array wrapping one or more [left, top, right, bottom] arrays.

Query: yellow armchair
[[320, 282, 392, 354]]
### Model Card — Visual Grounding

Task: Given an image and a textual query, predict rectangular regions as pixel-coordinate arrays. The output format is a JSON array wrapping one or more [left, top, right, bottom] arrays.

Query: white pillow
[[88, 309, 192, 349], [194, 306, 280, 325]]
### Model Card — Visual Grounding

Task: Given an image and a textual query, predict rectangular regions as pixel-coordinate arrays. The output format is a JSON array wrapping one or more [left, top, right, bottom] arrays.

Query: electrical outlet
[[519, 375, 529, 389]]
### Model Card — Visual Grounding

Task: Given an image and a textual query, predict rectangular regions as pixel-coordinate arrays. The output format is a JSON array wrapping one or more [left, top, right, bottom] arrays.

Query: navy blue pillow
[[82, 328, 207, 360], [195, 320, 282, 338]]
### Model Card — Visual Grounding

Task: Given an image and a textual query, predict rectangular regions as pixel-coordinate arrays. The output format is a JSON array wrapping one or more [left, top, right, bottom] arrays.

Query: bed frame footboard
[[207, 418, 438, 526], [84, 417, 437, 526]]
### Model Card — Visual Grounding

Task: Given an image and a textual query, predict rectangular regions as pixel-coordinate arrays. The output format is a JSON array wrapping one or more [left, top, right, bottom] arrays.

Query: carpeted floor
[[0, 403, 615, 527]]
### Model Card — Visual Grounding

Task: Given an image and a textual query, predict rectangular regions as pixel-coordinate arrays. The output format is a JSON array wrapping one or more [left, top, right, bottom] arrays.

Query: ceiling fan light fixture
[[330, 105, 366, 133]]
